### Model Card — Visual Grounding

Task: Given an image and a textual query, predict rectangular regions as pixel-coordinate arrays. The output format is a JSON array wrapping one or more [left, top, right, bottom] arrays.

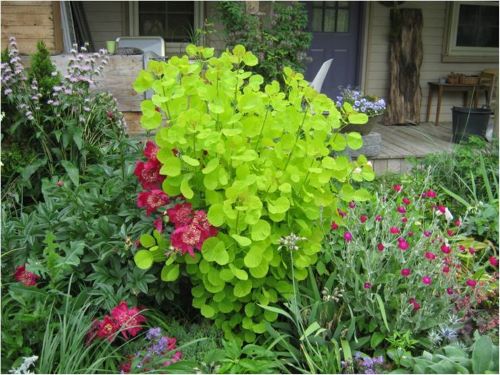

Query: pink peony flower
[[489, 256, 499, 267], [134, 159, 165, 189], [401, 268, 411, 277], [343, 232, 353, 243], [144, 140, 159, 160], [110, 301, 146, 339], [393, 184, 402, 192], [398, 238, 409, 251], [167, 203, 193, 228], [440, 244, 451, 254], [96, 315, 119, 342], [466, 279, 477, 288], [397, 206, 406, 214], [377, 243, 385, 252], [390, 226, 400, 234], [331, 221, 339, 230], [137, 189, 169, 216], [14, 265, 39, 287], [153, 217, 163, 233], [425, 252, 436, 260], [422, 276, 432, 285], [171, 225, 205, 256], [360, 215, 368, 223], [191, 210, 218, 238]]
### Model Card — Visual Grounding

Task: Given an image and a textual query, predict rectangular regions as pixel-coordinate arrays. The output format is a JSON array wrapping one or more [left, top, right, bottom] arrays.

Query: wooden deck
[[370, 122, 454, 174]]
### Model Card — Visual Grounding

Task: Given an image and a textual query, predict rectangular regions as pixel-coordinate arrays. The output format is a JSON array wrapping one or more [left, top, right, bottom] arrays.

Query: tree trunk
[[385, 8, 423, 125]]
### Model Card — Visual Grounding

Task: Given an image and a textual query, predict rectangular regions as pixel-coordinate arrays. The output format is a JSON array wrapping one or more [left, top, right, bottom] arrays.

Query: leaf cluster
[[133, 44, 374, 344]]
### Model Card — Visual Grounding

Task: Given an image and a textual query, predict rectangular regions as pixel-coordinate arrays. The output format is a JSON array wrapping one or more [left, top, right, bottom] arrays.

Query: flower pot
[[451, 107, 492, 143], [341, 114, 383, 135]]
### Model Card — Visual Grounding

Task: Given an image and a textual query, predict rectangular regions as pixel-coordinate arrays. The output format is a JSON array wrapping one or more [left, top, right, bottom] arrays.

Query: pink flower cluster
[[168, 203, 218, 257], [14, 265, 40, 286], [86, 301, 146, 344]]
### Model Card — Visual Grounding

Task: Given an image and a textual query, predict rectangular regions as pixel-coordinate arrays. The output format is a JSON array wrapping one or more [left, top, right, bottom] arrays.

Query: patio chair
[[309, 58, 333, 93]]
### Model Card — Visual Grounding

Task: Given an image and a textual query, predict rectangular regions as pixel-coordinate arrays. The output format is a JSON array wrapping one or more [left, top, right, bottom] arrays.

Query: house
[[2, 1, 498, 172]]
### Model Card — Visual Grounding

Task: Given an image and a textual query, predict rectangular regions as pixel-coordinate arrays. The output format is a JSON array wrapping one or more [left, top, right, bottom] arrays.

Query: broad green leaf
[[201, 304, 216, 318], [134, 250, 153, 270], [347, 112, 368, 124], [159, 156, 181, 177], [268, 197, 290, 214], [182, 155, 200, 166], [202, 158, 219, 174], [370, 332, 385, 349], [346, 132, 363, 150], [472, 335, 493, 373], [161, 263, 180, 281], [140, 234, 156, 248], [234, 279, 252, 297], [229, 264, 248, 280], [207, 204, 224, 227], [61, 160, 79, 187], [180, 175, 194, 199], [243, 52, 258, 66], [231, 234, 252, 247], [375, 294, 390, 332], [133, 70, 154, 92], [251, 220, 271, 241]]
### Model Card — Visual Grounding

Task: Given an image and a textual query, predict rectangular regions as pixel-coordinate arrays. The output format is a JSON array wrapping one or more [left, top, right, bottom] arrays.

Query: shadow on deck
[[370, 122, 454, 174]]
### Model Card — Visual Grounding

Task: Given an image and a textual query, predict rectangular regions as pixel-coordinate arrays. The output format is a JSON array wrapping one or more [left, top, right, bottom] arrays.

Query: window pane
[[324, 8, 336, 32], [337, 9, 349, 32], [456, 4, 498, 47], [139, 2, 165, 14], [312, 7, 323, 32], [139, 14, 166, 37], [166, 14, 194, 42], [166, 1, 193, 13]]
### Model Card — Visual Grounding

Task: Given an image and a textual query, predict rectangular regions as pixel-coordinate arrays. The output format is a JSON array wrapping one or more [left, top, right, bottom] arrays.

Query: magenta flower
[[454, 219, 462, 227], [401, 268, 411, 277], [422, 276, 432, 285], [447, 229, 455, 237], [440, 244, 451, 254], [375, 215, 383, 222], [348, 201, 356, 209], [153, 217, 163, 233], [393, 184, 402, 192], [137, 190, 169, 216], [468, 247, 476, 255], [343, 232, 353, 243], [447, 287, 454, 295], [390, 226, 400, 234], [360, 215, 368, 223], [337, 208, 347, 218], [402, 197, 411, 205], [442, 265, 450, 274], [331, 221, 339, 230], [489, 256, 499, 267], [423, 230, 432, 237], [363, 282, 372, 289], [425, 189, 437, 198], [408, 298, 420, 311], [466, 279, 477, 288], [401, 217, 408, 223], [425, 252, 436, 260], [397, 206, 406, 214], [398, 238, 409, 251], [377, 243, 385, 251]]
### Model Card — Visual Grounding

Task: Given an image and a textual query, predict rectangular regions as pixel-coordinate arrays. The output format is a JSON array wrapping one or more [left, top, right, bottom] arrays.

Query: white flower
[[9, 355, 38, 374]]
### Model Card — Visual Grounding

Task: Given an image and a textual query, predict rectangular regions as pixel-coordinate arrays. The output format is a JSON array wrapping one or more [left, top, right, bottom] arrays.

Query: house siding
[[363, 2, 499, 123], [1, 1, 62, 54], [82, 1, 127, 51]]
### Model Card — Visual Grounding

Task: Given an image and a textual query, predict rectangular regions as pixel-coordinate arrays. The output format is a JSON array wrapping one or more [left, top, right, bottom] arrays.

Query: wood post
[[386, 8, 423, 125]]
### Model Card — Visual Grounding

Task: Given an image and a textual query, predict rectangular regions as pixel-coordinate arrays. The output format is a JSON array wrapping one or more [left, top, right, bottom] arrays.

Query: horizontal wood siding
[[364, 2, 499, 123], [82, 1, 126, 51], [1, 1, 61, 54]]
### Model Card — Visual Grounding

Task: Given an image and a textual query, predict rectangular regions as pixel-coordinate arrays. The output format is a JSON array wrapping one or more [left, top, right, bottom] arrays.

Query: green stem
[[283, 109, 308, 171], [254, 106, 270, 150]]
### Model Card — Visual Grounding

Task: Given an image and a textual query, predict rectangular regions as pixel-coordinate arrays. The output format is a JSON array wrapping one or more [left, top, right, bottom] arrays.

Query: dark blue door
[[304, 1, 362, 100]]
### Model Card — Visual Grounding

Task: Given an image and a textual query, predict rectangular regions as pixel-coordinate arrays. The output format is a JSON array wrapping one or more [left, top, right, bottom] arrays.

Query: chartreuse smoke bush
[[133, 44, 374, 343]]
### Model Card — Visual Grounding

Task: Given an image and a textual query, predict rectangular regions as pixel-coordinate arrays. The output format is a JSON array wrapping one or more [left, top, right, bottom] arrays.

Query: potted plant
[[336, 87, 386, 135]]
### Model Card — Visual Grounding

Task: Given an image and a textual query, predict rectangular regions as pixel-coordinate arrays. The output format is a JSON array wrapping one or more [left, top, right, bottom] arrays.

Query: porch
[[369, 122, 454, 174]]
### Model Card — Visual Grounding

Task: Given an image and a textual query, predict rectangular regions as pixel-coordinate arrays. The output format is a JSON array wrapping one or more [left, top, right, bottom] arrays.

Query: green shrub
[[132, 44, 373, 344]]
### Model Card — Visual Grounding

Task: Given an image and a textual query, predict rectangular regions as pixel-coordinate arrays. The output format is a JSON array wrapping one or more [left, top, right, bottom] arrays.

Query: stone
[[347, 132, 382, 158]]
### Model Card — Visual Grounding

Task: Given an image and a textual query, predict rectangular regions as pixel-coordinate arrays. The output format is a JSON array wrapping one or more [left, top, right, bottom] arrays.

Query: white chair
[[309, 58, 333, 93]]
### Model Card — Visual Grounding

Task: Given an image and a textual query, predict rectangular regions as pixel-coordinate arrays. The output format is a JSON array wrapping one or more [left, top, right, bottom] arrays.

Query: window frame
[[442, 1, 498, 63], [129, 1, 204, 53]]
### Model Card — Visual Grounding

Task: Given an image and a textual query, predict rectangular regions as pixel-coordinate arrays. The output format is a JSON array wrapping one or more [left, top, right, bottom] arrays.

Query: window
[[129, 2, 203, 46], [443, 2, 498, 62], [311, 1, 350, 33]]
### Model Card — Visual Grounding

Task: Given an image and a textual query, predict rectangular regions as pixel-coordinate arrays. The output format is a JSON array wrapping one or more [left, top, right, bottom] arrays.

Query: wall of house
[[363, 1, 498, 124], [1, 1, 63, 54], [82, 1, 127, 51]]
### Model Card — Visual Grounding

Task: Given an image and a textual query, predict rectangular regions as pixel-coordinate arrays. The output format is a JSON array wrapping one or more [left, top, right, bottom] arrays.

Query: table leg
[[435, 85, 443, 125], [473, 88, 479, 108], [463, 91, 468, 106], [426, 86, 433, 123]]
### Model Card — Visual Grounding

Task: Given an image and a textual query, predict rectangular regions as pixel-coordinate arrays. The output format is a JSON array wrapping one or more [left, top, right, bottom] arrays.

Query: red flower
[[425, 189, 437, 198], [375, 215, 383, 222], [393, 184, 402, 192], [447, 229, 455, 236], [397, 206, 406, 214], [408, 298, 420, 311], [390, 226, 400, 234], [14, 265, 39, 287], [423, 230, 432, 237], [398, 238, 409, 251], [447, 287, 454, 295], [401, 268, 411, 277], [192, 210, 218, 238], [436, 205, 446, 214], [401, 217, 408, 223], [96, 315, 119, 342], [466, 279, 477, 288], [377, 243, 385, 251], [468, 247, 476, 255], [364, 282, 372, 289], [360, 215, 368, 223], [137, 189, 169, 216], [402, 197, 411, 205], [331, 221, 339, 230], [153, 217, 163, 233], [459, 245, 466, 252], [440, 244, 451, 254], [171, 224, 204, 257], [425, 252, 436, 260], [337, 208, 347, 218], [454, 219, 462, 227], [489, 256, 499, 267], [110, 301, 146, 339], [348, 201, 356, 209], [144, 141, 159, 160], [343, 232, 353, 243], [442, 265, 450, 273], [134, 159, 165, 189], [422, 275, 432, 285], [167, 203, 193, 228]]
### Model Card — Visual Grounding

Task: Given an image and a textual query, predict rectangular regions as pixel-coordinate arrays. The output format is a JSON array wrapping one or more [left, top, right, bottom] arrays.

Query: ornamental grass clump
[[132, 44, 374, 343], [322, 182, 488, 337]]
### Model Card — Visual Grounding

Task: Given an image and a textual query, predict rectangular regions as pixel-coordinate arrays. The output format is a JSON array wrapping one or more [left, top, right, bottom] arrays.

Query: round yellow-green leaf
[[346, 132, 363, 150], [134, 250, 153, 270], [234, 279, 252, 297], [161, 263, 180, 281], [251, 220, 271, 241]]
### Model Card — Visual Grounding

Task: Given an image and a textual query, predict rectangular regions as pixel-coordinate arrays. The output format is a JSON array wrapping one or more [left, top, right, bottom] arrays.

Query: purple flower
[[146, 327, 162, 341]]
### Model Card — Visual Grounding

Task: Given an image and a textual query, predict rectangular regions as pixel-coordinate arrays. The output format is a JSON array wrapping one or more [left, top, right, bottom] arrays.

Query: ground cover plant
[[1, 39, 498, 374]]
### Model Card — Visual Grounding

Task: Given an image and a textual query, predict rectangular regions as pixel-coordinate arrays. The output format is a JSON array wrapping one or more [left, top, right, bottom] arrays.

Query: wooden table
[[426, 82, 487, 125]]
